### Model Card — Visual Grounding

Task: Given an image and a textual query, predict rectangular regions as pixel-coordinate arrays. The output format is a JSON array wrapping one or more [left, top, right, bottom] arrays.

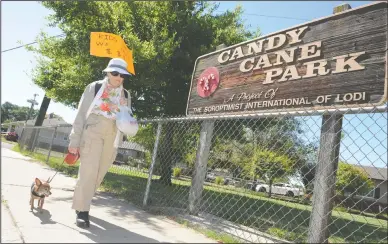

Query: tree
[[26, 1, 258, 117], [27, 1, 259, 185], [300, 162, 316, 194], [297, 144, 318, 193], [209, 139, 251, 178], [127, 124, 157, 169], [336, 162, 374, 200], [245, 148, 295, 197], [1, 102, 39, 123]]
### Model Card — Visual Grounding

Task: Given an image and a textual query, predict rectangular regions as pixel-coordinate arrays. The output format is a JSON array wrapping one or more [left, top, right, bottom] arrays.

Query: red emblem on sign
[[197, 67, 220, 98]]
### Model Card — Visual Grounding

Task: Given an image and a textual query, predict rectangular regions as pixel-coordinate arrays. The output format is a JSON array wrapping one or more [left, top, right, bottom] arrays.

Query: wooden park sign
[[186, 2, 387, 116]]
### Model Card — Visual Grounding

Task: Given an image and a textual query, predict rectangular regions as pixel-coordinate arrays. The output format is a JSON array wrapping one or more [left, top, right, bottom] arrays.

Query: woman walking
[[68, 58, 131, 228]]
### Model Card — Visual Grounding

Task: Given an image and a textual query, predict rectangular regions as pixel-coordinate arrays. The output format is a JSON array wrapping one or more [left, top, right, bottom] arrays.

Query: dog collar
[[31, 184, 45, 198]]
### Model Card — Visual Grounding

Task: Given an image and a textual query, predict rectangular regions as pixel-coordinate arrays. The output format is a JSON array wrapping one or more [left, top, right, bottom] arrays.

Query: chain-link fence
[[15, 105, 387, 243]]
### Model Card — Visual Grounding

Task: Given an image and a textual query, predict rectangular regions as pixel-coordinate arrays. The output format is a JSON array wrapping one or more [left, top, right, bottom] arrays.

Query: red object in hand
[[64, 152, 80, 165]]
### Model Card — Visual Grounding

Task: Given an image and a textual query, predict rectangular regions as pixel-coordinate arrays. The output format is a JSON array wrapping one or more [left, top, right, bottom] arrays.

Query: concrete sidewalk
[[1, 146, 215, 243], [2, 201, 24, 243]]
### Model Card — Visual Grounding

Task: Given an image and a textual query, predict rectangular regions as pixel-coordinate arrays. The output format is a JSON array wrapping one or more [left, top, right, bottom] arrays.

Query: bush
[[215, 176, 224, 185], [173, 167, 182, 178]]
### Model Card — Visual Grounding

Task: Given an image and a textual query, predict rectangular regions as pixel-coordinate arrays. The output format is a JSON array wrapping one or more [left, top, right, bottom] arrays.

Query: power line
[[214, 11, 310, 21], [241, 13, 309, 21], [1, 33, 66, 53]]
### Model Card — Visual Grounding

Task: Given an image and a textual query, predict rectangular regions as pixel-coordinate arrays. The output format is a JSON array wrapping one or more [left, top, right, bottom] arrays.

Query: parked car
[[5, 132, 18, 142], [205, 172, 216, 182], [255, 182, 303, 197], [225, 177, 240, 186], [246, 180, 265, 191]]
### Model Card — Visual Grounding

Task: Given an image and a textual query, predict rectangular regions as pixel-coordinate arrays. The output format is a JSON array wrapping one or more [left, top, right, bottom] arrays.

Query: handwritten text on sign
[[90, 32, 135, 75]]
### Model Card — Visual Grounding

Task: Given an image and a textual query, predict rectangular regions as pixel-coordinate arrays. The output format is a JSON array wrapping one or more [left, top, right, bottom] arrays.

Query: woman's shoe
[[76, 211, 90, 228]]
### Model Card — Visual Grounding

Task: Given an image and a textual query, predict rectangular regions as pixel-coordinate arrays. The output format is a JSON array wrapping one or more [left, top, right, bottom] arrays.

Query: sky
[[1, 1, 386, 168]]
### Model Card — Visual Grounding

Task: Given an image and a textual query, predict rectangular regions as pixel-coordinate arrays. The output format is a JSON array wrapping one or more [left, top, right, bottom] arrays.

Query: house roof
[[356, 165, 387, 181], [119, 141, 146, 152], [26, 117, 70, 127]]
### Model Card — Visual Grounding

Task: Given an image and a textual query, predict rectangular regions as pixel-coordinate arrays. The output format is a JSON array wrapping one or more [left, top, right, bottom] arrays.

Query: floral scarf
[[91, 79, 127, 120]]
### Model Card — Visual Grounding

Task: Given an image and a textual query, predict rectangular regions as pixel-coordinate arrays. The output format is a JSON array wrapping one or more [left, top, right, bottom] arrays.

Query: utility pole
[[25, 93, 39, 124]]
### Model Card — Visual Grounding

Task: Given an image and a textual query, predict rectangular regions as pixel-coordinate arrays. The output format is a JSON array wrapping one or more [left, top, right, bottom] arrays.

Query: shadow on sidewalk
[[32, 209, 56, 225], [81, 215, 159, 243], [48, 192, 161, 242], [90, 192, 171, 233]]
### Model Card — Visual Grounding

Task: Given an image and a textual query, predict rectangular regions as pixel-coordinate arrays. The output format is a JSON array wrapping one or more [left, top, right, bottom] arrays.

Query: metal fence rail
[[13, 105, 388, 243]]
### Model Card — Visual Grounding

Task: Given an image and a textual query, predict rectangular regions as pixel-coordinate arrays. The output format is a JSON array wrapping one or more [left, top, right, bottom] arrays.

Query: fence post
[[307, 5, 351, 243], [143, 122, 163, 207], [18, 125, 26, 150], [307, 114, 343, 243], [189, 119, 215, 215], [46, 126, 58, 163], [188, 43, 225, 215], [30, 128, 40, 153]]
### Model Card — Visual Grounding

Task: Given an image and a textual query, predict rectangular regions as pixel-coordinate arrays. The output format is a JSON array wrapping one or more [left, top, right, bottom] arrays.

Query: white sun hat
[[103, 58, 130, 75]]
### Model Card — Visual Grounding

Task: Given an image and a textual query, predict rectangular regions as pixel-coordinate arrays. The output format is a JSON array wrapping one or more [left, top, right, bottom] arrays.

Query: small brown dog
[[30, 178, 52, 212]]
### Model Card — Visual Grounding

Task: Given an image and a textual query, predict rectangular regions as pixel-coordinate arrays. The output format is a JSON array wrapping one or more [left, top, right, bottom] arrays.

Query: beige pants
[[72, 114, 117, 211]]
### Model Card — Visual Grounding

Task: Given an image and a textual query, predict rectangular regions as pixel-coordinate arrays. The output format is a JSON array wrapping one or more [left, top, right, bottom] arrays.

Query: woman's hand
[[68, 147, 79, 155]]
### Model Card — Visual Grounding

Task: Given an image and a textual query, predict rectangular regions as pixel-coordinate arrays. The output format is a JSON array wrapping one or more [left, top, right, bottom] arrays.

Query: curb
[[1, 196, 26, 243]]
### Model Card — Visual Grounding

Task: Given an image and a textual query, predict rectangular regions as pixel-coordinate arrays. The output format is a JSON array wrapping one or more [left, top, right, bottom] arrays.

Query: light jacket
[[68, 78, 131, 149]]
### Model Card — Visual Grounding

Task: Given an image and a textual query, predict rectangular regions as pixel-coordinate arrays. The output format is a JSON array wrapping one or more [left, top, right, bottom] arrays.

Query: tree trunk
[[347, 193, 356, 213], [27, 94, 51, 151], [158, 122, 174, 185], [268, 179, 273, 198], [34, 94, 51, 126]]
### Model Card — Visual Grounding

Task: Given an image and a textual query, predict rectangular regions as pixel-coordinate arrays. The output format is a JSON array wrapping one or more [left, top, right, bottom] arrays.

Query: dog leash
[[47, 153, 79, 183]]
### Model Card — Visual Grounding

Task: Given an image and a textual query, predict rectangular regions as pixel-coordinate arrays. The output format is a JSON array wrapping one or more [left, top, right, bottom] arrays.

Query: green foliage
[[246, 148, 294, 181], [1, 102, 39, 123], [209, 139, 251, 177], [215, 176, 224, 185], [245, 148, 294, 197], [127, 124, 156, 169], [27, 1, 259, 117], [128, 124, 156, 153], [26, 1, 261, 185], [336, 162, 374, 197], [183, 148, 197, 169], [299, 144, 318, 193], [173, 167, 182, 178], [268, 227, 305, 243]]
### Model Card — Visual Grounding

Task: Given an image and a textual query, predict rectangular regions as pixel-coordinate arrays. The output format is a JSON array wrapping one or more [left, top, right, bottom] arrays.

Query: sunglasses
[[110, 71, 127, 78]]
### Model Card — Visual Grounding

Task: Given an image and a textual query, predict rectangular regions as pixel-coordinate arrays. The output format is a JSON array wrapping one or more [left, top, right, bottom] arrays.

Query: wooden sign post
[[307, 4, 351, 243], [189, 44, 225, 215]]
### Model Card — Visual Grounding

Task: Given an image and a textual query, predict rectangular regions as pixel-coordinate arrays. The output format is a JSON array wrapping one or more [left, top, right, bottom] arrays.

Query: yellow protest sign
[[90, 32, 135, 75]]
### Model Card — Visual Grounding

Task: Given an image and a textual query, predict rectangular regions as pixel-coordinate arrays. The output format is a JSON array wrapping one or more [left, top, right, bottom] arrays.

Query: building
[[3, 113, 72, 152], [115, 141, 147, 168], [356, 165, 388, 204], [4, 115, 149, 168]]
